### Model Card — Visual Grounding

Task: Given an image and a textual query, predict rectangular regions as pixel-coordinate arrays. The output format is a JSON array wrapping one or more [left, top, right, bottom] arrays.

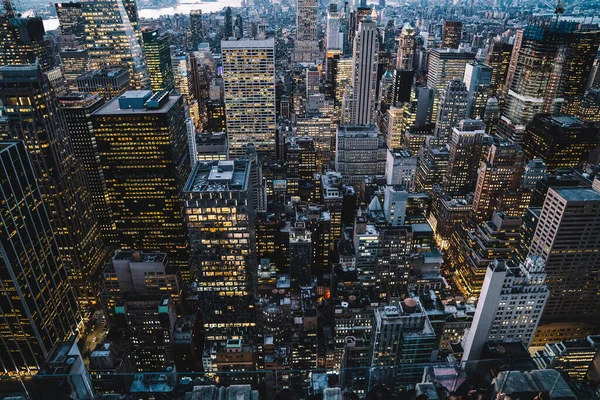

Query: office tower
[[224, 7, 233, 38], [0, 141, 82, 375], [115, 295, 176, 371], [349, 20, 379, 124], [295, 0, 318, 62], [561, 88, 600, 123], [92, 91, 190, 278], [77, 68, 131, 99], [335, 125, 386, 184], [522, 158, 547, 190], [234, 14, 243, 39], [306, 67, 320, 97], [142, 29, 174, 91], [485, 40, 513, 96], [340, 336, 371, 396], [523, 114, 598, 173], [376, 226, 412, 298], [297, 115, 334, 170], [222, 39, 276, 160], [81, 0, 150, 89], [326, 4, 343, 52], [528, 186, 600, 324], [415, 140, 450, 195], [441, 21, 462, 49], [369, 301, 436, 391], [392, 24, 417, 105], [427, 49, 475, 93], [535, 336, 600, 382], [332, 56, 353, 107], [449, 212, 522, 298], [57, 93, 116, 243], [461, 257, 549, 363], [444, 120, 490, 196], [189, 10, 203, 51], [182, 160, 256, 341], [55, 2, 85, 45], [205, 100, 227, 133], [0, 65, 105, 311], [59, 48, 89, 91], [464, 62, 493, 119], [322, 171, 351, 241], [386, 149, 417, 188], [434, 79, 469, 138], [472, 139, 525, 222], [500, 22, 600, 143], [0, 9, 55, 71]]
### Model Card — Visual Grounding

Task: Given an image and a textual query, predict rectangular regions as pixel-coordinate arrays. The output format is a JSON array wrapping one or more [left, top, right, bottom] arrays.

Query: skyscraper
[[57, 93, 116, 243], [441, 21, 462, 49], [434, 79, 469, 138], [224, 7, 233, 38], [427, 49, 475, 93], [0, 65, 105, 311], [55, 2, 85, 45], [499, 22, 600, 143], [222, 38, 276, 160], [92, 90, 190, 278], [0, 8, 55, 71], [0, 140, 81, 374], [182, 160, 256, 341], [472, 139, 525, 222], [59, 48, 89, 91], [444, 119, 490, 196], [349, 20, 379, 124], [142, 29, 175, 91], [522, 114, 598, 173], [461, 257, 549, 363], [463, 62, 493, 119], [295, 0, 319, 62], [485, 40, 513, 96], [392, 24, 416, 105], [326, 4, 343, 53], [81, 0, 150, 89], [189, 9, 203, 51], [528, 186, 600, 324]]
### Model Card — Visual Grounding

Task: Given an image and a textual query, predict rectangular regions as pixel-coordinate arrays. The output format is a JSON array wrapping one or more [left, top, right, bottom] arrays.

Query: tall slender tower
[[0, 65, 105, 312], [326, 4, 343, 52], [392, 23, 416, 105], [434, 78, 469, 138], [92, 90, 191, 279], [81, 0, 150, 89], [189, 9, 203, 50], [222, 38, 276, 160], [295, 0, 319, 62], [350, 19, 379, 124], [142, 29, 175, 91], [0, 141, 82, 375]]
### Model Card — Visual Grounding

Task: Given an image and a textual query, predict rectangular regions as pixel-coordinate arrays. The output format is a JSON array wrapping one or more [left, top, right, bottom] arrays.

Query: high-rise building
[[92, 90, 190, 278], [76, 68, 131, 99], [222, 39, 276, 160], [295, 0, 319, 62], [523, 114, 598, 173], [335, 125, 386, 184], [59, 49, 89, 91], [57, 93, 116, 243], [81, 0, 150, 89], [528, 186, 600, 325], [464, 62, 493, 119], [55, 2, 85, 45], [0, 65, 105, 311], [142, 29, 175, 91], [369, 300, 436, 391], [0, 10, 55, 71], [472, 139, 525, 222], [485, 40, 513, 96], [189, 10, 203, 51], [535, 336, 600, 382], [415, 140, 450, 195], [182, 160, 256, 341], [441, 21, 462, 49], [461, 257, 549, 363], [392, 24, 417, 105], [434, 79, 469, 138], [444, 119, 490, 196], [306, 67, 320, 97], [326, 4, 343, 52], [427, 49, 475, 93], [349, 20, 379, 124], [499, 22, 600, 143], [0, 140, 82, 375]]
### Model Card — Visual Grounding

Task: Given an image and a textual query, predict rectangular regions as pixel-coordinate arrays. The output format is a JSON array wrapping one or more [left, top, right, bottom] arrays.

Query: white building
[[326, 4, 343, 52], [462, 257, 549, 364], [385, 148, 417, 189], [383, 185, 408, 226]]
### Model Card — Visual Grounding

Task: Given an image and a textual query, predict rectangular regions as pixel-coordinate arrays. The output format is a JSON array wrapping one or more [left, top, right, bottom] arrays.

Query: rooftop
[[112, 250, 167, 264], [93, 90, 180, 115], [553, 187, 600, 202], [184, 160, 250, 192]]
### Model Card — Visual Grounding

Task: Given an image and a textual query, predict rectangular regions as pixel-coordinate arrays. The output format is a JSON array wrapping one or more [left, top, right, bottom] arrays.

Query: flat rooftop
[[93, 90, 181, 115], [184, 160, 250, 192], [221, 38, 274, 49], [553, 187, 600, 202]]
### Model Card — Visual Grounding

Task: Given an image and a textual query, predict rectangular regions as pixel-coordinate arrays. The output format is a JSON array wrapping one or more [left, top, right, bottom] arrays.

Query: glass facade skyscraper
[[0, 140, 81, 375]]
